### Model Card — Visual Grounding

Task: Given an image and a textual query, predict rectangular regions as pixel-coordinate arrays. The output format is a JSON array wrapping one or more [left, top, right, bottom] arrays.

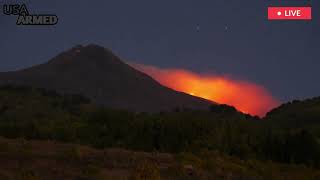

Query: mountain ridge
[[0, 44, 213, 112]]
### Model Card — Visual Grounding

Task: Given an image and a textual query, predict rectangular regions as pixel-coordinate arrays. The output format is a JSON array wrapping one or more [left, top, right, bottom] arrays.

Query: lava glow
[[132, 63, 280, 117]]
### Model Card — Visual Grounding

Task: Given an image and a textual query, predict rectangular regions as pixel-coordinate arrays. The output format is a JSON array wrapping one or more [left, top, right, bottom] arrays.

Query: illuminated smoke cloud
[[131, 63, 280, 117]]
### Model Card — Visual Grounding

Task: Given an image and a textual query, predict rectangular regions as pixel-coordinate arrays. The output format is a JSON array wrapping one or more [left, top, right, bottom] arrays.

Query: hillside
[[0, 44, 212, 112], [0, 86, 247, 152], [265, 97, 320, 129], [1, 86, 320, 170], [0, 137, 319, 180]]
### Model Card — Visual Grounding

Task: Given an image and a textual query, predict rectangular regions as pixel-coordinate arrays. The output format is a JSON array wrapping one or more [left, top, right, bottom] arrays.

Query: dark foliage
[[0, 86, 320, 168]]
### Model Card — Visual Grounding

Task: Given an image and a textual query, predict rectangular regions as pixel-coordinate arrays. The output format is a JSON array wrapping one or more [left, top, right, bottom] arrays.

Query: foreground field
[[0, 137, 319, 180]]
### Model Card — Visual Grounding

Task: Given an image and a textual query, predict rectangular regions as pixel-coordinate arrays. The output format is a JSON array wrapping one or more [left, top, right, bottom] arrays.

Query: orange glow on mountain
[[132, 63, 280, 117]]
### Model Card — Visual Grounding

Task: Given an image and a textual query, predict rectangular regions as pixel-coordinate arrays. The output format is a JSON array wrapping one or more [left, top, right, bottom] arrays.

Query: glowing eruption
[[132, 63, 280, 117]]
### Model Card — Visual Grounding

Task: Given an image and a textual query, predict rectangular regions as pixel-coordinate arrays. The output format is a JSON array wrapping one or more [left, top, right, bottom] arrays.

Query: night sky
[[1, 0, 319, 103]]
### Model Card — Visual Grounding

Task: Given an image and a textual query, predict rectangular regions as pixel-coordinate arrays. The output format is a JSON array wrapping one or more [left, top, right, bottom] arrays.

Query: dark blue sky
[[1, 0, 319, 102]]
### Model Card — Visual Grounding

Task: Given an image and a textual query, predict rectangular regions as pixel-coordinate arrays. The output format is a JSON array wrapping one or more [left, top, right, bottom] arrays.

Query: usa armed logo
[[3, 4, 58, 25]]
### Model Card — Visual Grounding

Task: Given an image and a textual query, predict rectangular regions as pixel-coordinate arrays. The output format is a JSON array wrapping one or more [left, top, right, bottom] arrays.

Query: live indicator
[[268, 7, 312, 20]]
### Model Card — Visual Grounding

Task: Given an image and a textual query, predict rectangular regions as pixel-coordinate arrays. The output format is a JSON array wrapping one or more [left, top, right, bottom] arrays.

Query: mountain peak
[[47, 44, 121, 67], [73, 44, 115, 56]]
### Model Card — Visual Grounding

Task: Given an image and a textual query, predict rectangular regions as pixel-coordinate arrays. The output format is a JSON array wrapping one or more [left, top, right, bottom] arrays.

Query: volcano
[[0, 44, 213, 112]]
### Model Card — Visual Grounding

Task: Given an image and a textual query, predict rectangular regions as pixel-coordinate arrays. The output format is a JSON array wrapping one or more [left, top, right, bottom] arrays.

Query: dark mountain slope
[[264, 97, 320, 128], [0, 44, 212, 112]]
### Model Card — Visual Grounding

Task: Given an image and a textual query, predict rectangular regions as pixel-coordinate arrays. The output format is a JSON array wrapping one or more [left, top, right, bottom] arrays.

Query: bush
[[131, 160, 161, 180], [17, 168, 42, 180], [60, 145, 83, 161]]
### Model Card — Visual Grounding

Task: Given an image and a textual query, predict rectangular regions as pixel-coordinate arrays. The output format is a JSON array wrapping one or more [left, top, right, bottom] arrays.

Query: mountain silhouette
[[0, 44, 213, 112]]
